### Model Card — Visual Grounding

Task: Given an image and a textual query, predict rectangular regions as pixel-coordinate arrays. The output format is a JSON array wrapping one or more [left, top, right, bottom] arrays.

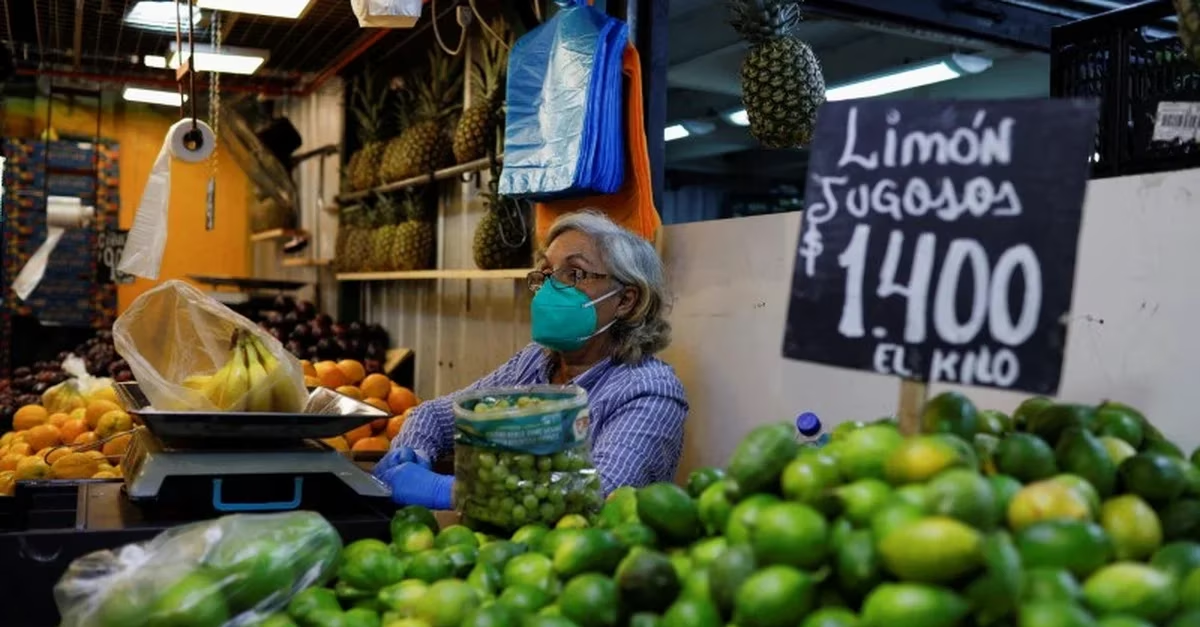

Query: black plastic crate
[[1051, 0, 1200, 178]]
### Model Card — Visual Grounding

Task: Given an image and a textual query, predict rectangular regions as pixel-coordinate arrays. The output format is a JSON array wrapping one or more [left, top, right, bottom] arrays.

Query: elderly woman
[[373, 211, 688, 509]]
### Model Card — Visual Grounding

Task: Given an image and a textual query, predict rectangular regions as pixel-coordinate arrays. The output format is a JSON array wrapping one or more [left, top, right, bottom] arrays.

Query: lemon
[[1083, 563, 1178, 621], [1099, 495, 1163, 561], [878, 517, 983, 584]]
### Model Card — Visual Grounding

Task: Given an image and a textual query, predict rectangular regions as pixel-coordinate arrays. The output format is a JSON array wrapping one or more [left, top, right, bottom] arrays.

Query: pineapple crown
[[351, 69, 389, 143], [728, 0, 803, 43], [471, 17, 512, 101], [412, 49, 465, 124]]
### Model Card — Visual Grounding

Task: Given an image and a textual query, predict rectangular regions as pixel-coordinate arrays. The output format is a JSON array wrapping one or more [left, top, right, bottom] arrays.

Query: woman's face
[[541, 230, 637, 324]]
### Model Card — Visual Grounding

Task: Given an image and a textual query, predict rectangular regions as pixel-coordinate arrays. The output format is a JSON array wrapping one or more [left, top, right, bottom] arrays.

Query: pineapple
[[1175, 0, 1200, 64], [453, 17, 511, 164], [346, 71, 389, 191], [394, 193, 437, 271], [379, 87, 412, 184], [395, 50, 464, 181], [369, 194, 402, 272], [338, 206, 372, 273], [728, 0, 826, 148], [473, 188, 531, 270]]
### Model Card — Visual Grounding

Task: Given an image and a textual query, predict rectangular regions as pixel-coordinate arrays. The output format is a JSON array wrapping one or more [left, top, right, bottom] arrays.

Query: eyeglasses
[[526, 267, 610, 292]]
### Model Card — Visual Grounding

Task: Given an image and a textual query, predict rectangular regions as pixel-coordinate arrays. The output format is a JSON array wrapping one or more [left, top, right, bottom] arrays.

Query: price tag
[[1152, 101, 1200, 143], [783, 98, 1099, 395], [96, 229, 135, 285]]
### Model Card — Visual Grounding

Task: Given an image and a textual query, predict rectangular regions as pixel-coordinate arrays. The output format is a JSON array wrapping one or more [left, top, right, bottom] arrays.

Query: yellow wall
[[4, 97, 251, 313]]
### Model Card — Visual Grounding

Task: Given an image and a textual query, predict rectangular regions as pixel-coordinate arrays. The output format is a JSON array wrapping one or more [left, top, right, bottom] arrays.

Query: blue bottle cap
[[795, 412, 821, 437]]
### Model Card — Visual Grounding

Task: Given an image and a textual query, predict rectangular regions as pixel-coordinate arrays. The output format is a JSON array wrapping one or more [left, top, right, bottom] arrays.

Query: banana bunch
[[182, 330, 304, 413]]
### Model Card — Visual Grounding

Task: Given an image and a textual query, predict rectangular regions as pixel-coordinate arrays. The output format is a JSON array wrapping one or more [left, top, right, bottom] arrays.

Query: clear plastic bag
[[54, 511, 342, 627], [41, 354, 116, 413], [111, 279, 307, 413], [452, 385, 603, 532], [350, 0, 422, 28]]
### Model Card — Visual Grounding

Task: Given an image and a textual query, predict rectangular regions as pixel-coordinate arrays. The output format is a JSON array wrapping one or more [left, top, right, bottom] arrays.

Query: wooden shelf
[[336, 268, 532, 282], [335, 154, 503, 206], [250, 228, 307, 242], [282, 258, 332, 268]]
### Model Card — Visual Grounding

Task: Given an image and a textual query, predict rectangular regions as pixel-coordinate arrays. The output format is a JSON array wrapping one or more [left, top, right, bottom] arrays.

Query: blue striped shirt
[[394, 344, 689, 495]]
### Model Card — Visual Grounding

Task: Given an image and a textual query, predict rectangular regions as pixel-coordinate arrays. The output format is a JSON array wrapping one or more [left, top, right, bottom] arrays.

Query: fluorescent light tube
[[123, 87, 188, 107], [195, 0, 316, 19], [163, 42, 269, 75], [125, 1, 202, 32], [725, 109, 750, 127], [664, 124, 690, 142]]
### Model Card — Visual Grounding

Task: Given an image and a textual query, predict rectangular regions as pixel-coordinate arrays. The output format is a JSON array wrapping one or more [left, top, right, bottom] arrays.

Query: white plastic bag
[[350, 0, 423, 28], [111, 279, 307, 412], [41, 354, 117, 413], [54, 511, 342, 627]]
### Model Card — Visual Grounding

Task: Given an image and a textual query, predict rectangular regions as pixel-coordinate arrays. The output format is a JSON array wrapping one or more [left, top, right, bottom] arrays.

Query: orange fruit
[[300, 359, 318, 378], [73, 432, 99, 446], [87, 385, 120, 405], [351, 436, 390, 453], [303, 376, 322, 388], [85, 400, 122, 430], [321, 436, 349, 452], [0, 432, 15, 447], [45, 447, 72, 465], [370, 418, 387, 433], [335, 386, 364, 401], [0, 453, 23, 472], [8, 442, 31, 457], [343, 424, 373, 447], [69, 407, 87, 423], [387, 387, 420, 415], [49, 452, 101, 480], [47, 412, 71, 429], [12, 405, 48, 431], [386, 414, 408, 440], [360, 374, 392, 400], [24, 424, 62, 452], [13, 456, 50, 480], [59, 419, 89, 444], [337, 360, 367, 385], [95, 410, 133, 439], [363, 398, 391, 414], [314, 361, 348, 389], [0, 471, 14, 496], [102, 433, 133, 457]]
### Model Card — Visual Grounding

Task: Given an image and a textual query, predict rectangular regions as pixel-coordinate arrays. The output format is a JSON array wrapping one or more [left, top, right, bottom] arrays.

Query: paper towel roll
[[118, 118, 217, 280], [11, 196, 96, 301]]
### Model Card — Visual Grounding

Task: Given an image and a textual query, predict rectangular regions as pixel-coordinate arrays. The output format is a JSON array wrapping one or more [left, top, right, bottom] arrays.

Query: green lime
[[287, 586, 341, 621], [920, 391, 980, 440], [697, 480, 736, 537], [732, 565, 815, 627], [611, 521, 657, 550], [1143, 438, 1185, 459], [391, 505, 441, 535], [1119, 454, 1189, 503], [707, 544, 756, 618], [879, 516, 983, 584], [660, 597, 721, 627], [636, 483, 701, 546], [557, 515, 591, 530], [988, 474, 1022, 515], [860, 583, 969, 627], [1016, 520, 1113, 579], [835, 529, 882, 601], [834, 479, 892, 527], [1027, 404, 1096, 444], [443, 544, 479, 578], [1096, 616, 1154, 627], [597, 487, 639, 529], [615, 548, 679, 614], [628, 613, 661, 627], [497, 584, 551, 613], [552, 528, 624, 578], [436, 525, 480, 550], [1013, 397, 1054, 431], [978, 409, 1013, 435], [1053, 474, 1102, 517], [781, 453, 842, 513], [1083, 563, 1178, 621], [686, 467, 726, 499], [344, 538, 391, 560], [1161, 499, 1200, 542], [1182, 569, 1200, 610], [460, 605, 519, 627], [414, 580, 480, 627], [146, 573, 229, 627], [800, 607, 859, 627], [523, 615, 581, 627], [1007, 480, 1093, 531], [975, 433, 1002, 475], [539, 605, 562, 617], [926, 468, 998, 529], [1056, 428, 1118, 498], [338, 546, 408, 591], [1019, 602, 1097, 627], [511, 524, 550, 549], [503, 553, 557, 593], [869, 501, 924, 543], [679, 566, 711, 602], [1170, 610, 1200, 627], [1094, 403, 1145, 448], [1099, 495, 1163, 561], [725, 494, 780, 544], [995, 433, 1059, 483], [689, 536, 728, 568], [883, 436, 965, 485], [1149, 542, 1200, 583], [377, 580, 428, 614], [892, 484, 930, 510], [558, 573, 618, 627], [407, 550, 453, 583], [837, 424, 905, 481], [749, 502, 828, 569], [204, 538, 295, 612], [1024, 568, 1082, 603], [727, 422, 801, 495], [466, 563, 503, 598], [1099, 437, 1137, 466], [478, 540, 527, 570]]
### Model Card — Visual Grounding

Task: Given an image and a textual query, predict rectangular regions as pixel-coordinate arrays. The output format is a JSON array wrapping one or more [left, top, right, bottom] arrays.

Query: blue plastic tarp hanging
[[499, 0, 628, 200]]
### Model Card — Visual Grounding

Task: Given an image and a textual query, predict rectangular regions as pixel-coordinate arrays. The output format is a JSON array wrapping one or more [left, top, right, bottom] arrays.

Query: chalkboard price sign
[[96, 229, 135, 285], [783, 98, 1099, 395]]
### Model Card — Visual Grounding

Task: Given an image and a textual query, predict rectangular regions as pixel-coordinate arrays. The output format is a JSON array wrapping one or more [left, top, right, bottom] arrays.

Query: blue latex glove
[[372, 446, 429, 481], [380, 462, 454, 510]]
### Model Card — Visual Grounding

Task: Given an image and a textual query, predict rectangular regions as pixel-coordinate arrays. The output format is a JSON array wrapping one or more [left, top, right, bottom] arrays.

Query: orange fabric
[[533, 44, 662, 245]]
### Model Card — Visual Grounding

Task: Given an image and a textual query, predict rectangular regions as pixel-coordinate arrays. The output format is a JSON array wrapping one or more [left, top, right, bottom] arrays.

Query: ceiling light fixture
[[154, 42, 270, 75], [664, 124, 690, 142], [124, 0, 202, 33], [195, 0, 317, 19], [123, 87, 188, 107], [723, 53, 994, 126]]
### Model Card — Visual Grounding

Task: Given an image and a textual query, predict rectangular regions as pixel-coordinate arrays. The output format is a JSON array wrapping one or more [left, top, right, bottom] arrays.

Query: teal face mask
[[531, 278, 620, 352]]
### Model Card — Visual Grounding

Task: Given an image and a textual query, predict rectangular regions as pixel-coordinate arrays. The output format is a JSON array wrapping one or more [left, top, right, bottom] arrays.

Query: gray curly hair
[[542, 211, 672, 364]]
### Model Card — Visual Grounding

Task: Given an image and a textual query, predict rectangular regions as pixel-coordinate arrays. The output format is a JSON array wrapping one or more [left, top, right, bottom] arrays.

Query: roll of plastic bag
[[117, 118, 216, 281], [11, 195, 94, 301], [500, 1, 627, 199]]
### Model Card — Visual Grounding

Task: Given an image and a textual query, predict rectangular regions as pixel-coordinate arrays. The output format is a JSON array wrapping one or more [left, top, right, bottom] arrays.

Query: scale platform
[[122, 428, 390, 508]]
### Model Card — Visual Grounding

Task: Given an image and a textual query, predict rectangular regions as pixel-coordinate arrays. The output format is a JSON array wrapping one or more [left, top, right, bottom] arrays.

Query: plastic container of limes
[[452, 385, 603, 532]]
